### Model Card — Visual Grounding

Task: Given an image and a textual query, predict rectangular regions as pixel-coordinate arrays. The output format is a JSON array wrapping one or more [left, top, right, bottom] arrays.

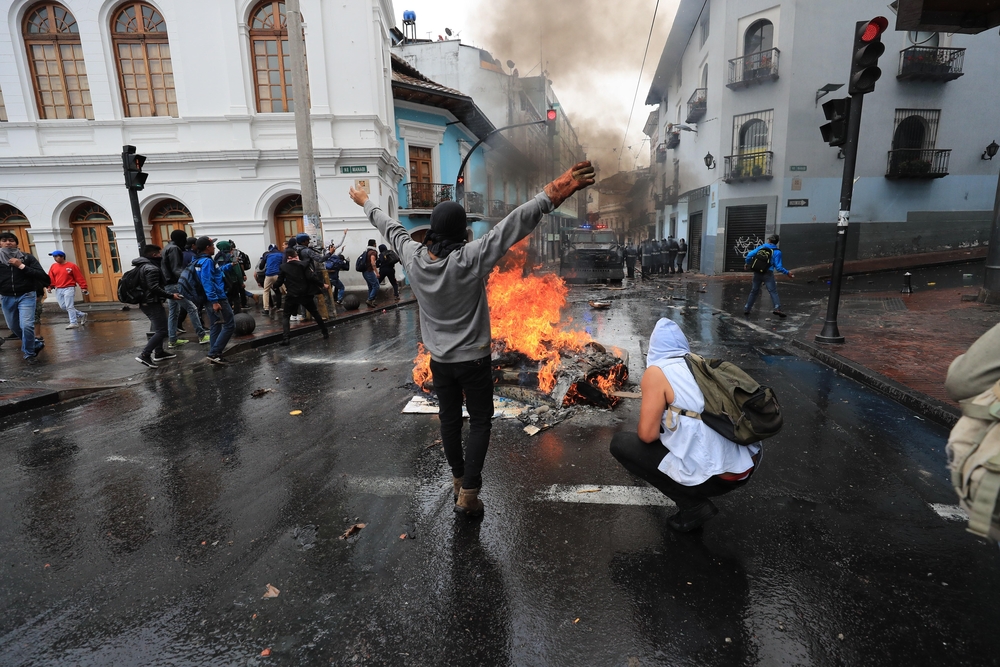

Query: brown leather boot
[[452, 477, 462, 500], [454, 487, 484, 517]]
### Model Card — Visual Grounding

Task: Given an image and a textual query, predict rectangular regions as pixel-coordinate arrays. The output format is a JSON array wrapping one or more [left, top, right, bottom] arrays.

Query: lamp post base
[[814, 333, 846, 344], [815, 321, 844, 344]]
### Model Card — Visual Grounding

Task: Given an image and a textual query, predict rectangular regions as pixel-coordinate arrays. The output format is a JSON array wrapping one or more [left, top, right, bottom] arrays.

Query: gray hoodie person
[[362, 192, 555, 363]]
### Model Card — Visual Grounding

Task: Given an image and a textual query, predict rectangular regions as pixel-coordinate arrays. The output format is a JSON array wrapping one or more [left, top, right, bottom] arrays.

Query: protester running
[[132, 244, 183, 368], [350, 160, 596, 517], [194, 236, 235, 365], [743, 234, 794, 318], [274, 247, 330, 346]]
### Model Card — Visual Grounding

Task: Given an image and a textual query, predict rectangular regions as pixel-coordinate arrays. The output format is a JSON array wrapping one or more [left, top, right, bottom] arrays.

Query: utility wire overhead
[[618, 0, 661, 172]]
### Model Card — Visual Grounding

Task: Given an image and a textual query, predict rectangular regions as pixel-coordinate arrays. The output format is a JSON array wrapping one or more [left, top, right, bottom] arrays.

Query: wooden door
[[409, 146, 432, 207], [149, 200, 195, 248], [0, 205, 35, 255], [151, 221, 194, 247], [274, 195, 303, 245], [72, 223, 123, 302]]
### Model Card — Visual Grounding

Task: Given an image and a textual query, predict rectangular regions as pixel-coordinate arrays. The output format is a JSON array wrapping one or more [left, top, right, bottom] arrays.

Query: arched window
[[112, 2, 177, 118], [701, 64, 709, 88], [23, 2, 93, 119], [150, 199, 194, 246], [907, 31, 939, 48], [249, 0, 294, 112], [0, 204, 35, 254], [739, 119, 769, 153], [743, 19, 773, 55], [274, 194, 303, 243]]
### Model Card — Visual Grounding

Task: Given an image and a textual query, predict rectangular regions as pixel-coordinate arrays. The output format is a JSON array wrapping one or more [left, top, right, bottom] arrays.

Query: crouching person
[[610, 319, 760, 532]]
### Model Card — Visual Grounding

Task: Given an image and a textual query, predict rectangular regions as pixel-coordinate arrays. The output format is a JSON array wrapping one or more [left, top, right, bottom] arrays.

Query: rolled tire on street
[[233, 312, 256, 336], [342, 294, 361, 311]]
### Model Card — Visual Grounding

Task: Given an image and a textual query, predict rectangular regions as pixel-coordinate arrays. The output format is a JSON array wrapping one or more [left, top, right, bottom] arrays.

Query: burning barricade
[[412, 239, 628, 411]]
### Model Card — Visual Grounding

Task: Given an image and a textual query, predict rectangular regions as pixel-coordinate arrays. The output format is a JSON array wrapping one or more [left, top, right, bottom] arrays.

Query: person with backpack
[[676, 238, 688, 274], [274, 248, 330, 345], [0, 231, 49, 359], [131, 244, 184, 368], [293, 233, 330, 320], [162, 230, 208, 348], [743, 234, 794, 318], [377, 243, 401, 302], [322, 238, 349, 305], [258, 244, 284, 315], [360, 239, 380, 308], [193, 236, 235, 365], [350, 160, 596, 517], [46, 250, 88, 329], [610, 318, 762, 532], [214, 241, 245, 315]]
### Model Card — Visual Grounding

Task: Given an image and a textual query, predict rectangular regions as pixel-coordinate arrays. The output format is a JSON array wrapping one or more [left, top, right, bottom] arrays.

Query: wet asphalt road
[[1, 280, 999, 666]]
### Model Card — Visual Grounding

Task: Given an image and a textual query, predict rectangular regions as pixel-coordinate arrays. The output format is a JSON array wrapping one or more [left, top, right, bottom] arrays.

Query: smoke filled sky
[[393, 0, 677, 175]]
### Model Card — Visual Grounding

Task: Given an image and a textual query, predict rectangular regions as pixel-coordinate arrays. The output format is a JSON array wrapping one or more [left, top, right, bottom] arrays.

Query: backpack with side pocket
[[670, 353, 783, 446], [947, 380, 1000, 541], [748, 246, 774, 273], [355, 250, 369, 273], [117, 267, 145, 304], [177, 259, 208, 307], [381, 248, 400, 267]]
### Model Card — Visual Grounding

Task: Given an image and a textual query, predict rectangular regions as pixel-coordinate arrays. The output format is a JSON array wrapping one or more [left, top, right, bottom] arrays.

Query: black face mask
[[427, 201, 467, 258]]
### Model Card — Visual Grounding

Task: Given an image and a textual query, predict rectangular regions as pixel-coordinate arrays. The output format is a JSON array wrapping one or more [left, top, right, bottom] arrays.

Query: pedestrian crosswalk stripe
[[929, 503, 968, 522], [537, 484, 676, 507]]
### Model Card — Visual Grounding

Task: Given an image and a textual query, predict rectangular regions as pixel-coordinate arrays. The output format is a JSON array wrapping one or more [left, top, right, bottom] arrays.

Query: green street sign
[[341, 166, 368, 174], [790, 165, 807, 172]]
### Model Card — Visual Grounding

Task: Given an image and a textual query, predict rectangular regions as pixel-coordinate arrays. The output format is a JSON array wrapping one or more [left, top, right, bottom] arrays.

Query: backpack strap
[[968, 453, 1000, 538], [664, 405, 702, 431]]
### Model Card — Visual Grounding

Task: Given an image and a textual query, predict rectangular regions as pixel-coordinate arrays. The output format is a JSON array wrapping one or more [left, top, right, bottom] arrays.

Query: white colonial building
[[0, 0, 403, 300], [645, 0, 1000, 274]]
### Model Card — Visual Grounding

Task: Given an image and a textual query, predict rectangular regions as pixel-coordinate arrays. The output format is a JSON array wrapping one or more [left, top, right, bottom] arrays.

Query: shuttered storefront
[[688, 211, 702, 272], [724, 205, 767, 272]]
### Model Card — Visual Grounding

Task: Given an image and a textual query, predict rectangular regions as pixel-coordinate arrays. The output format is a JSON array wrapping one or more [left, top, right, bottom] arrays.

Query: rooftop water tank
[[403, 10, 416, 23]]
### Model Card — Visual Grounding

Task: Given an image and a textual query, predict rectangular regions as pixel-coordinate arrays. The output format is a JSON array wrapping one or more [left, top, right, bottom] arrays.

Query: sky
[[389, 0, 678, 175]]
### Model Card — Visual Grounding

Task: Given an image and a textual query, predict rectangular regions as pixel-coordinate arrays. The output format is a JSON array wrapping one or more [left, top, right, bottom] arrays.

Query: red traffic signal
[[848, 17, 887, 95], [546, 108, 557, 122], [860, 16, 888, 42]]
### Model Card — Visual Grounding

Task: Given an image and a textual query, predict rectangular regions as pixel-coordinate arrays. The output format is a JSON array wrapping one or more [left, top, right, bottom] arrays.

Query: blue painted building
[[390, 55, 532, 242]]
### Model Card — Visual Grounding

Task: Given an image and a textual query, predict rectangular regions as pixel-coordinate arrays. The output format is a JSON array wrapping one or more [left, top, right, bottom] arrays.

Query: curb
[[787, 338, 960, 428], [0, 297, 417, 418]]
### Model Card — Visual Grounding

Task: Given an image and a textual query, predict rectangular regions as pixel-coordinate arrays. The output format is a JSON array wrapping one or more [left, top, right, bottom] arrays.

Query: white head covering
[[646, 318, 690, 367]]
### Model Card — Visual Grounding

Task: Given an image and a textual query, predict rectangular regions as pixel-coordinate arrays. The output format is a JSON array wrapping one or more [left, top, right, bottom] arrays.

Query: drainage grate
[[841, 297, 908, 312]]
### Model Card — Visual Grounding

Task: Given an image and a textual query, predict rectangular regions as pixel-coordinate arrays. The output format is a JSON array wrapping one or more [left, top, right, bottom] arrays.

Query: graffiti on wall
[[733, 235, 764, 259]]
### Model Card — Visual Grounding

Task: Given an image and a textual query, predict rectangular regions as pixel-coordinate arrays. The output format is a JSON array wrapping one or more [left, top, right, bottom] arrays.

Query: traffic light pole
[[454, 119, 546, 201], [128, 186, 145, 252], [816, 93, 865, 344], [286, 0, 321, 246], [122, 144, 146, 252]]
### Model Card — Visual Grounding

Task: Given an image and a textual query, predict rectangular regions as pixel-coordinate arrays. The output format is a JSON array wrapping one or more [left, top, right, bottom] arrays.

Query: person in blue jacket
[[193, 236, 235, 364], [743, 235, 794, 318]]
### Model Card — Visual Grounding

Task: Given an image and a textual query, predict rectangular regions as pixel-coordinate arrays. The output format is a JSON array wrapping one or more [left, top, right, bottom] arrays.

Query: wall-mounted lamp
[[704, 152, 716, 170], [982, 140, 999, 160]]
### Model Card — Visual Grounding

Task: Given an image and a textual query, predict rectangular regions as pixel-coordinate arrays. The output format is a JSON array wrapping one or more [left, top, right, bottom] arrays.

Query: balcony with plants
[[403, 182, 454, 210], [726, 48, 780, 89], [686, 88, 707, 123], [723, 151, 774, 182], [885, 148, 951, 179], [897, 46, 965, 82]]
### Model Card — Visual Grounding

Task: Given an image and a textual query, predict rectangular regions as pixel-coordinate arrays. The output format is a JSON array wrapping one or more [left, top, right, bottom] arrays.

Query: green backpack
[[668, 353, 783, 445], [947, 380, 1000, 541]]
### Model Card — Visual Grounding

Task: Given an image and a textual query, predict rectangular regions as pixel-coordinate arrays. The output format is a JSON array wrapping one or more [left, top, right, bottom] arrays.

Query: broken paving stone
[[250, 388, 273, 398], [339, 523, 366, 539], [262, 584, 280, 599], [293, 524, 317, 550]]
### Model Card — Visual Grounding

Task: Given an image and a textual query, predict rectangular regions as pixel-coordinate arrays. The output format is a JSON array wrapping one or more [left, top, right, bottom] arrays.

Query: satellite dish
[[445, 28, 452, 36], [506, 59, 515, 69]]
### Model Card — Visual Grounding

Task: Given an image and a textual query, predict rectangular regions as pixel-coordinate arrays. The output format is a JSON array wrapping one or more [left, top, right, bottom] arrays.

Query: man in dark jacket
[[133, 244, 183, 368], [676, 238, 688, 273], [666, 236, 680, 274], [214, 241, 245, 314], [274, 248, 329, 345], [0, 231, 49, 359], [377, 243, 400, 301], [294, 232, 330, 320], [162, 230, 207, 348], [624, 242, 637, 280]]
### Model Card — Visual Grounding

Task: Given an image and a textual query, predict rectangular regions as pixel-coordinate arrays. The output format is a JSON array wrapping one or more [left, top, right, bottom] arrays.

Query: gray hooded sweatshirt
[[363, 192, 554, 363]]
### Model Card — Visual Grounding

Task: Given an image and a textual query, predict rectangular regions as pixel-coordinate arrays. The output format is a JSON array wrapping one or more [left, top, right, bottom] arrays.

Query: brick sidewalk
[[807, 288, 1000, 406]]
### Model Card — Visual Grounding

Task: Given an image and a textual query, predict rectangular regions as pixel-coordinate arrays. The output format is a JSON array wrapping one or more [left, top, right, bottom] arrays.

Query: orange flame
[[411, 239, 591, 394], [412, 342, 433, 391]]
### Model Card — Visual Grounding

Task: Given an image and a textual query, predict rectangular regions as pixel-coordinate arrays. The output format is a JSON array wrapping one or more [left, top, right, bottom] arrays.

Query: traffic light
[[122, 145, 148, 191], [546, 107, 557, 137], [820, 97, 851, 147], [848, 17, 888, 95]]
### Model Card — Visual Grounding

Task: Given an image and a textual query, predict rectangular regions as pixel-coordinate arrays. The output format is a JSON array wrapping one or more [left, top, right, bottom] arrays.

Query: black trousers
[[140, 303, 167, 358], [676, 254, 686, 273], [609, 432, 748, 510], [282, 295, 327, 339], [625, 259, 635, 279], [668, 252, 678, 273], [431, 355, 494, 490], [379, 269, 399, 297]]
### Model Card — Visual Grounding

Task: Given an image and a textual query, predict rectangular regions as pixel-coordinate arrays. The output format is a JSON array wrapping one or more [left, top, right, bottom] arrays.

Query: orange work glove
[[544, 161, 596, 209]]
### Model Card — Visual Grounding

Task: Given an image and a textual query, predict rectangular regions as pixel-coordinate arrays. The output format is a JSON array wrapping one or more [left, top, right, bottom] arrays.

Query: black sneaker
[[151, 351, 177, 362], [207, 355, 227, 365], [743, 311, 750, 317], [667, 500, 719, 533], [772, 310, 787, 318], [6, 332, 19, 339], [177, 328, 186, 334], [135, 355, 158, 369]]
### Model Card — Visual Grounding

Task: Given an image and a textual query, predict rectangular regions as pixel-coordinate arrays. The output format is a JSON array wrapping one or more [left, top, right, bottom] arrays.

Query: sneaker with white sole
[[167, 339, 189, 348], [135, 355, 158, 368], [78, 312, 88, 325], [199, 334, 210, 344], [151, 351, 177, 361], [206, 355, 227, 365], [66, 323, 79, 329]]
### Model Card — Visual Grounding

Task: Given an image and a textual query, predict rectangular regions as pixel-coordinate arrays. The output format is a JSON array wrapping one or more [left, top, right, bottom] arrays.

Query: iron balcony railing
[[885, 149, 951, 179], [723, 151, 774, 182], [727, 48, 780, 88], [897, 46, 965, 82], [488, 199, 507, 218], [404, 182, 453, 209], [665, 132, 680, 149], [686, 88, 707, 122], [464, 191, 485, 215]]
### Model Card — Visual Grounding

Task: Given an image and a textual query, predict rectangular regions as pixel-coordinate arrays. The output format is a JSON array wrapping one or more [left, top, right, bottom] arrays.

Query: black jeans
[[282, 295, 327, 339], [379, 269, 399, 297], [431, 355, 494, 490], [140, 303, 168, 358], [609, 432, 749, 510]]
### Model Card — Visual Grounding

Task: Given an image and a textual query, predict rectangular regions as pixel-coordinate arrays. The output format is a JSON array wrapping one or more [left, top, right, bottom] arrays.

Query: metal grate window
[[732, 109, 773, 154], [892, 109, 940, 150]]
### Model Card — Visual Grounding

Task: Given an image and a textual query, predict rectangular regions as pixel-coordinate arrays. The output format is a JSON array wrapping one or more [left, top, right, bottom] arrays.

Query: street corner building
[[0, 0, 406, 301], [639, 0, 1000, 275]]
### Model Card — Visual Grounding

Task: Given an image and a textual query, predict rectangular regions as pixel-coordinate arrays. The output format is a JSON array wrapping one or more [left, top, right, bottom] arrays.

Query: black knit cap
[[429, 201, 467, 242]]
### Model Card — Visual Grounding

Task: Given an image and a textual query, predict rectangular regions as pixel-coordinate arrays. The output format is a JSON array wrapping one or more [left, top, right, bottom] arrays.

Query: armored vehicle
[[559, 228, 624, 284]]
